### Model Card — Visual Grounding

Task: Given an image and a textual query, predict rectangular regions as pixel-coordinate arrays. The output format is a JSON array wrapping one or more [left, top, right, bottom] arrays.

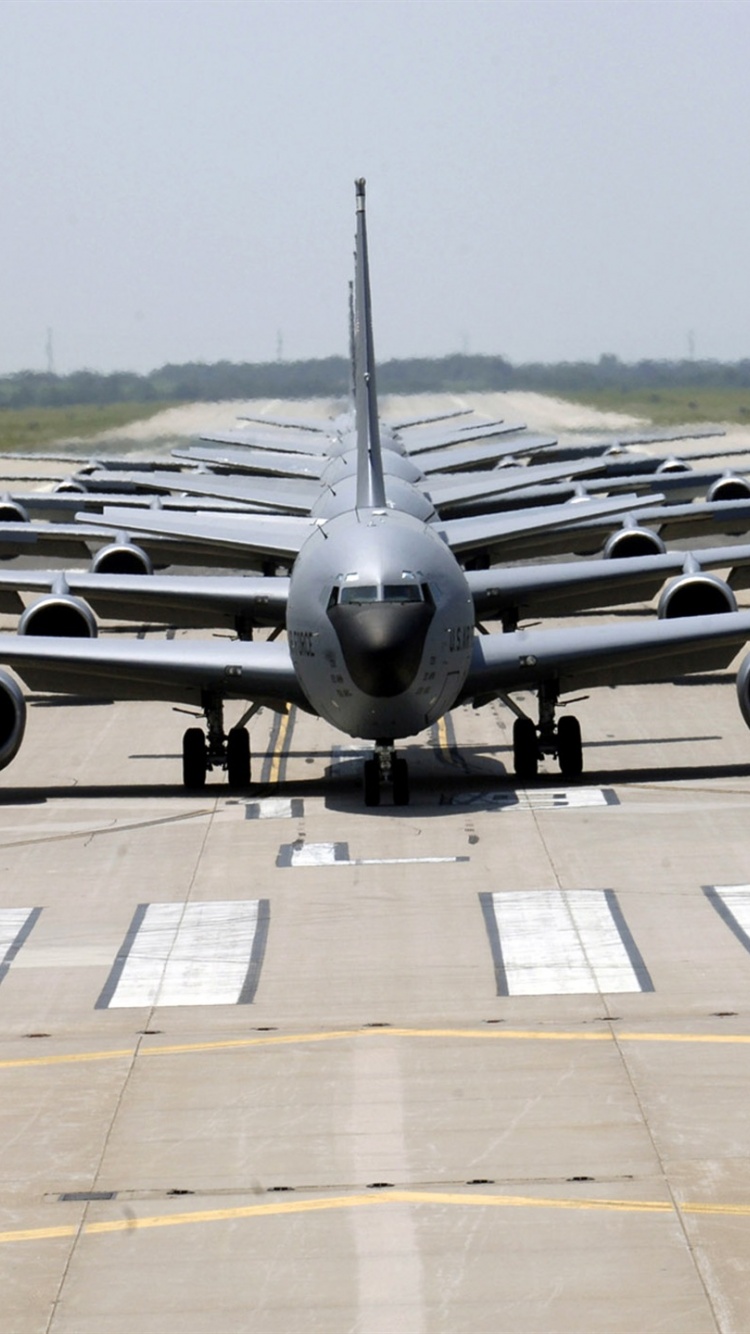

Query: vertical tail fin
[[354, 178, 386, 511], [347, 280, 356, 410]]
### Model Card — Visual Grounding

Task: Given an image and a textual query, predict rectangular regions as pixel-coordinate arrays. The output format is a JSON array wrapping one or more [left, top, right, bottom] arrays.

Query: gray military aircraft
[[2, 180, 750, 804]]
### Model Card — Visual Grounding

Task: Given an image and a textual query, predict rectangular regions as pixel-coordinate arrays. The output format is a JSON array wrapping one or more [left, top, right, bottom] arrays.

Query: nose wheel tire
[[513, 717, 538, 780], [363, 757, 380, 806], [183, 728, 207, 790], [557, 715, 583, 777], [227, 726, 251, 789], [392, 756, 410, 806]]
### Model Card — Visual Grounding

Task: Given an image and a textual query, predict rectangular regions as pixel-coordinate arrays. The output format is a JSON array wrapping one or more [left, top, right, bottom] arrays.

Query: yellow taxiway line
[[3, 1189, 750, 1249], [2, 1025, 750, 1072], [267, 708, 292, 785]]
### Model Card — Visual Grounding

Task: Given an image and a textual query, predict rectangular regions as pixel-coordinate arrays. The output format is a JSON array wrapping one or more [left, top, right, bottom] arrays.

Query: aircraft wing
[[424, 458, 606, 509], [388, 408, 475, 430], [0, 512, 312, 570], [0, 523, 105, 563], [404, 422, 527, 453], [0, 634, 306, 709], [439, 494, 663, 560], [459, 609, 750, 704], [81, 469, 320, 515], [87, 509, 314, 562], [441, 496, 750, 565], [0, 571, 289, 630], [234, 413, 333, 435], [414, 435, 559, 473], [173, 445, 326, 479], [466, 542, 750, 624], [198, 429, 333, 456], [4, 492, 262, 520], [59, 495, 653, 573], [555, 498, 750, 553]]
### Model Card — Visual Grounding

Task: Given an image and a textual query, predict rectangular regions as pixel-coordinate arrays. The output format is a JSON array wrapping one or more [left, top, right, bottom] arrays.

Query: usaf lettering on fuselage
[[448, 624, 473, 653], [289, 628, 316, 657]]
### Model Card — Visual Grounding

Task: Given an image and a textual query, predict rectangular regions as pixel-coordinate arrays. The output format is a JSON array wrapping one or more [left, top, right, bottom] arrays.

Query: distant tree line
[[3, 353, 750, 410]]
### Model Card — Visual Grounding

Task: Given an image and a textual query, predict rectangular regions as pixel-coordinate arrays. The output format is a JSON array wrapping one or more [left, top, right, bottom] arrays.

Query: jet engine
[[603, 525, 666, 559], [18, 594, 98, 638], [0, 499, 29, 523], [737, 653, 750, 729], [655, 458, 692, 474], [707, 475, 750, 502], [90, 542, 153, 575], [0, 671, 26, 771], [53, 480, 87, 494], [658, 572, 737, 619]]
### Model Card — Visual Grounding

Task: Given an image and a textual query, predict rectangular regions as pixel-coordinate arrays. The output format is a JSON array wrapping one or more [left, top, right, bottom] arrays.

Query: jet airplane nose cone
[[328, 602, 434, 697]]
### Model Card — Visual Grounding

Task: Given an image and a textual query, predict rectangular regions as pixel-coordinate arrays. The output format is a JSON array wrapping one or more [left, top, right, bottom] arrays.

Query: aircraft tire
[[363, 758, 380, 807], [227, 726, 251, 788], [183, 727, 207, 790], [557, 715, 583, 777], [392, 756, 409, 806], [513, 718, 538, 780]]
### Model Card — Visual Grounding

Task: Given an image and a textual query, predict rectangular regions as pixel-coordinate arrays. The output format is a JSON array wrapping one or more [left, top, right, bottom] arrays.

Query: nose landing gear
[[363, 740, 410, 807]]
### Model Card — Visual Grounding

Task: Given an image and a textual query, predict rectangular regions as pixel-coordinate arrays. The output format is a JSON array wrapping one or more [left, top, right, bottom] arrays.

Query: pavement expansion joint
[[50, 1173, 647, 1205]]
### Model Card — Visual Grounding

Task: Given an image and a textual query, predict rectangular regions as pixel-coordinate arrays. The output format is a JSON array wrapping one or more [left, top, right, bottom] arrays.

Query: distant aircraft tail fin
[[354, 178, 387, 511], [347, 280, 356, 411]]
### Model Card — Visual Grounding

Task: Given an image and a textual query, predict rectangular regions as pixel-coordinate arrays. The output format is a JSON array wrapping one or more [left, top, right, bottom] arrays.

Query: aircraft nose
[[328, 602, 434, 697]]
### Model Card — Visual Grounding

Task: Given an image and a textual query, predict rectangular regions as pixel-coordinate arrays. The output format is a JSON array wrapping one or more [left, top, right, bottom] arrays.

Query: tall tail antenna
[[354, 178, 386, 510]]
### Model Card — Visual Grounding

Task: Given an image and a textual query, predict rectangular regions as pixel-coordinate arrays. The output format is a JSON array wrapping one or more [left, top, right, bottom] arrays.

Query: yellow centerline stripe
[[2, 1025, 750, 1071], [267, 709, 291, 785], [3, 1190, 750, 1248]]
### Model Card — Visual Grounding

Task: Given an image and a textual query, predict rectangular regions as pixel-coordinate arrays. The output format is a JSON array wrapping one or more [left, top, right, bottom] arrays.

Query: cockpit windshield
[[382, 585, 423, 602], [338, 585, 379, 605], [331, 582, 427, 607]]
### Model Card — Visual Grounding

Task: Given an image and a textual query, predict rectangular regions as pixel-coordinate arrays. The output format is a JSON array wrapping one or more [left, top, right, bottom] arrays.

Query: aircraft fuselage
[[287, 507, 474, 739]]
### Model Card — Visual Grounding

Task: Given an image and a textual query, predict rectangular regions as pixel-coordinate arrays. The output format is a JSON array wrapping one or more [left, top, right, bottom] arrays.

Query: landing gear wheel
[[513, 717, 538, 780], [557, 714, 583, 777], [363, 757, 380, 807], [226, 726, 251, 789], [392, 756, 410, 806], [183, 727, 207, 790]]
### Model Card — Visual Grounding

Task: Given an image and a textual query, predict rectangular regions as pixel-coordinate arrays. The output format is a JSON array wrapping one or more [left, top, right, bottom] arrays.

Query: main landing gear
[[181, 694, 252, 791], [363, 740, 410, 807], [511, 682, 583, 780]]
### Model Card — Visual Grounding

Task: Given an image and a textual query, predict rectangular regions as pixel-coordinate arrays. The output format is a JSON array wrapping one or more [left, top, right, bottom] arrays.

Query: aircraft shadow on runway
[[2, 755, 750, 811], [1, 726, 748, 811]]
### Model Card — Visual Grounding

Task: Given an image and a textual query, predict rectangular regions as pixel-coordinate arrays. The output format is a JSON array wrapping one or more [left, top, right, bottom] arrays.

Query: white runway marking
[[291, 842, 341, 866], [451, 788, 617, 811], [705, 884, 750, 954], [482, 889, 651, 995], [98, 901, 268, 1008], [245, 797, 302, 820], [330, 746, 369, 776], [0, 908, 40, 980], [279, 841, 468, 868]]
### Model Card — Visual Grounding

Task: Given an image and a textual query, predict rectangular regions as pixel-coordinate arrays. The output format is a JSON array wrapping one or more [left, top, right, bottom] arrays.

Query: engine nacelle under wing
[[707, 475, 750, 503], [19, 595, 98, 638], [603, 526, 666, 559], [90, 542, 153, 576], [737, 652, 750, 730], [0, 670, 26, 770], [658, 572, 737, 619], [0, 499, 29, 523]]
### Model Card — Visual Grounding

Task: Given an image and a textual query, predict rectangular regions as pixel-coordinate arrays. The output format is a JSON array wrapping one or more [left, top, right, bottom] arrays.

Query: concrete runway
[[1, 406, 750, 1331]]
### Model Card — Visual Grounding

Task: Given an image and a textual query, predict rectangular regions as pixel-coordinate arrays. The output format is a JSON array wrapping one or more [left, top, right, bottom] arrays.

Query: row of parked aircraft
[[2, 179, 750, 803]]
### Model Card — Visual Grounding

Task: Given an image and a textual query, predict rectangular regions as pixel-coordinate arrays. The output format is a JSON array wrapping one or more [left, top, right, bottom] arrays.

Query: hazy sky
[[2, 0, 749, 374]]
